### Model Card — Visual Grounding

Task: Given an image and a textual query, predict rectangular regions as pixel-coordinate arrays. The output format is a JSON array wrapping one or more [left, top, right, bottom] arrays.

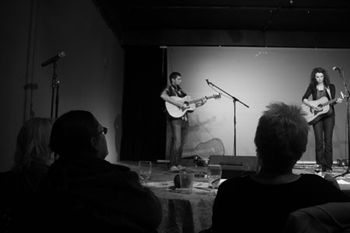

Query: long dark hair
[[309, 67, 330, 88]]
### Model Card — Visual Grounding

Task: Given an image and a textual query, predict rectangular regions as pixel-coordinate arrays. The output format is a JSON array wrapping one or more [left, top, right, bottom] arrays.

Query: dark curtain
[[120, 46, 167, 161]]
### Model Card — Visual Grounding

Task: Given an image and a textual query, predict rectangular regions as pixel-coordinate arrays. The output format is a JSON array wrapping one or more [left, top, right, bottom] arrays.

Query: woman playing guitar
[[302, 67, 343, 173]]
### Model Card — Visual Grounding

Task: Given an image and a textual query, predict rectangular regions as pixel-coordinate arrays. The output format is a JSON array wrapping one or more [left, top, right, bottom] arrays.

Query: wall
[[168, 47, 350, 162], [0, 0, 123, 171], [123, 29, 350, 48]]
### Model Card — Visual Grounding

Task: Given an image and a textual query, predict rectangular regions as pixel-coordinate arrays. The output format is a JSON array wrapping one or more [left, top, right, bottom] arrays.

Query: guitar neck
[[322, 98, 337, 106], [187, 96, 212, 104]]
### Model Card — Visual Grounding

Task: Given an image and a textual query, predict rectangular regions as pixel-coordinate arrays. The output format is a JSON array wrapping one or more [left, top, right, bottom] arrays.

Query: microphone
[[332, 66, 342, 72], [41, 51, 66, 67]]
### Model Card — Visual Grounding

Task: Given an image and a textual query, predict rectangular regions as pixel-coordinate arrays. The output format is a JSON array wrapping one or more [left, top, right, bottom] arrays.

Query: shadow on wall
[[183, 138, 225, 161]]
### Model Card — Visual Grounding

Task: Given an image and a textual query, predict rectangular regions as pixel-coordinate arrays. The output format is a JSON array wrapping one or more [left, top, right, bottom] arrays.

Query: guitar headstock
[[203, 93, 221, 101]]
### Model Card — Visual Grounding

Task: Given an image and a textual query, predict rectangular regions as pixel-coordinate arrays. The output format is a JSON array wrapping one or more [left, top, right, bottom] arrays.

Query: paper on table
[[337, 179, 350, 185], [144, 179, 227, 190], [144, 181, 174, 188], [219, 179, 227, 185]]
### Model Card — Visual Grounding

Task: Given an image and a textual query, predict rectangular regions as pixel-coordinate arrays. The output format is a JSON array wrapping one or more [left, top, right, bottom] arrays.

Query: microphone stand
[[50, 62, 60, 119], [335, 68, 350, 177], [207, 80, 249, 156]]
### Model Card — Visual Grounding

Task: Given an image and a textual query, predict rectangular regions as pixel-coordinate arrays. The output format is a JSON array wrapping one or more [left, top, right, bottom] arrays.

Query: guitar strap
[[325, 87, 334, 115], [169, 85, 188, 121], [170, 85, 186, 98], [325, 87, 332, 100]]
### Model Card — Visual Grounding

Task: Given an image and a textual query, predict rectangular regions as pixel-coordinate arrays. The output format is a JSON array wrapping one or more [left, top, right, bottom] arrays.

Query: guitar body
[[301, 96, 332, 124], [165, 93, 221, 118], [165, 96, 195, 118]]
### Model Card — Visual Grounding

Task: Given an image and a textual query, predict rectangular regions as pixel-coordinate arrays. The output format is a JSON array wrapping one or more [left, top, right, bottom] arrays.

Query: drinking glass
[[179, 171, 194, 194], [138, 161, 152, 184], [207, 164, 222, 189]]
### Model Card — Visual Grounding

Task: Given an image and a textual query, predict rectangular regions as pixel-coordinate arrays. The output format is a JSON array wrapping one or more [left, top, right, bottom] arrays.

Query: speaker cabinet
[[208, 155, 258, 179]]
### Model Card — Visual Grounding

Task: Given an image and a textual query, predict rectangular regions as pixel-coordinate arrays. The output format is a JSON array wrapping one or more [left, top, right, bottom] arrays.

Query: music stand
[[206, 80, 249, 156], [334, 68, 350, 178]]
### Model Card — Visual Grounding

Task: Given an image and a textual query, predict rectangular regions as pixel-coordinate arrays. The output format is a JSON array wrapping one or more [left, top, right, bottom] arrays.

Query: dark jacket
[[35, 157, 162, 233], [0, 163, 49, 233], [302, 83, 336, 101]]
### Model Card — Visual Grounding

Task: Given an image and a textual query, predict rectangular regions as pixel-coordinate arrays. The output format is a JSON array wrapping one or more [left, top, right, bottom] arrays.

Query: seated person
[[210, 102, 349, 233], [0, 117, 53, 232], [284, 202, 350, 233], [37, 110, 162, 233]]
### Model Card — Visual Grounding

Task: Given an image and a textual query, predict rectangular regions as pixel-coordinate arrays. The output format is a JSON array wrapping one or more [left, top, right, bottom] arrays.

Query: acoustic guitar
[[165, 93, 221, 118], [301, 91, 346, 124]]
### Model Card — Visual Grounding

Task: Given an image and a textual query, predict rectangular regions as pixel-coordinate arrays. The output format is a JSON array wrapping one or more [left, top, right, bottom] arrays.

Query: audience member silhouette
[[38, 110, 162, 233], [210, 102, 349, 233], [0, 117, 53, 233]]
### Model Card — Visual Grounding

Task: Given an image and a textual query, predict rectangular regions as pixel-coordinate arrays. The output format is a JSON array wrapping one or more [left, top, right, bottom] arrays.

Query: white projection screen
[[166, 46, 350, 162]]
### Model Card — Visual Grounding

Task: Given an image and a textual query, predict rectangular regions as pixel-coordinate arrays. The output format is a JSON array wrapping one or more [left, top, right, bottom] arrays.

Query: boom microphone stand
[[50, 62, 60, 119], [41, 51, 65, 119], [334, 67, 350, 178], [206, 79, 249, 156]]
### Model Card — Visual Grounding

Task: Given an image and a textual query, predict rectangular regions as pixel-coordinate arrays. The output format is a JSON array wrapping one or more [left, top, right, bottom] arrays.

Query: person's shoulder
[[306, 83, 314, 90], [110, 163, 140, 181], [327, 83, 336, 90], [216, 176, 255, 198], [299, 173, 325, 181], [163, 85, 172, 91], [298, 173, 336, 186], [0, 170, 14, 178], [0, 170, 25, 184], [0, 170, 16, 187], [220, 175, 252, 188], [111, 163, 131, 172]]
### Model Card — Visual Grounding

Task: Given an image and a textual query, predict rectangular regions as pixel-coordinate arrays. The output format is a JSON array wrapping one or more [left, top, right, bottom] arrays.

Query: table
[[122, 161, 350, 233], [145, 180, 215, 233], [123, 161, 215, 233]]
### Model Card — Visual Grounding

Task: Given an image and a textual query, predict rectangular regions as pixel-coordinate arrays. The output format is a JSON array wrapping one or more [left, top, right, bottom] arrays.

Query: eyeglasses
[[99, 127, 108, 135]]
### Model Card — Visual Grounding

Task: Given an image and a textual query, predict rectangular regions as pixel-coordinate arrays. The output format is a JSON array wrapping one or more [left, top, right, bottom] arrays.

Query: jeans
[[169, 117, 189, 167], [313, 114, 335, 170]]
